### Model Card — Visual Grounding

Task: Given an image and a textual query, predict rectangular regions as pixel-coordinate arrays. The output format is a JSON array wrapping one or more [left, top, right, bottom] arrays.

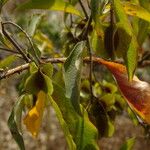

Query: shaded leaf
[[120, 137, 135, 150], [25, 70, 53, 95], [52, 82, 99, 150], [17, 0, 82, 17], [89, 100, 108, 138], [48, 94, 76, 150], [63, 41, 85, 114], [8, 95, 25, 150]]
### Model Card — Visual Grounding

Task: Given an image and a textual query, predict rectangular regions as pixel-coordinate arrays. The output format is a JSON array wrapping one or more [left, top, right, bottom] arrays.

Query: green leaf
[[42, 72, 53, 95], [91, 0, 101, 22], [91, 0, 104, 37], [8, 95, 25, 150], [100, 94, 115, 107], [25, 70, 53, 94], [48, 94, 76, 150], [52, 82, 99, 150], [29, 62, 38, 74], [0, 55, 18, 69], [137, 1, 150, 45], [120, 137, 135, 150], [63, 41, 85, 114], [40, 63, 53, 78], [123, 2, 150, 23], [113, 0, 138, 80], [89, 100, 115, 138], [17, 0, 82, 17], [27, 14, 43, 37]]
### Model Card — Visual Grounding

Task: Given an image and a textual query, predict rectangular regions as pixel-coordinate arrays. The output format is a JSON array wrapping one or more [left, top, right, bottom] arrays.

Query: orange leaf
[[23, 91, 46, 137], [94, 57, 150, 124]]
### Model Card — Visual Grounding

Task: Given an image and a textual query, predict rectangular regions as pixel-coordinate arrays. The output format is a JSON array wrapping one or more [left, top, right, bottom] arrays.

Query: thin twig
[[0, 57, 150, 80], [79, 15, 92, 40], [86, 0, 91, 9], [0, 47, 19, 54], [86, 38, 94, 109], [2, 21, 40, 63], [79, 0, 88, 19], [1, 22, 30, 62]]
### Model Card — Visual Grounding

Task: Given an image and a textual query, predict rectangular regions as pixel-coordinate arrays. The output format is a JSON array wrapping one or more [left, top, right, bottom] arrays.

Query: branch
[[0, 58, 66, 80], [1, 22, 30, 62], [0, 47, 19, 54], [0, 57, 150, 80], [2, 21, 40, 63], [78, 0, 88, 19]]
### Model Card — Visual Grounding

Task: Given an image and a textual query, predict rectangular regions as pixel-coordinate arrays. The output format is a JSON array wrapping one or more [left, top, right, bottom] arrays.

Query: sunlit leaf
[[29, 62, 38, 74], [0, 55, 18, 69], [63, 41, 85, 114], [123, 2, 150, 23], [23, 91, 46, 137], [8, 95, 25, 150], [101, 94, 115, 107], [17, 0, 82, 17], [120, 137, 135, 150]]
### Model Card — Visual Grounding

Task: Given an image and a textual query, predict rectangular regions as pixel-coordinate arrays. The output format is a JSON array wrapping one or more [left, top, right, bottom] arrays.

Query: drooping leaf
[[27, 14, 43, 37], [0, 55, 18, 69], [52, 82, 99, 150], [120, 137, 135, 150], [48, 94, 76, 150], [25, 71, 45, 94], [113, 0, 138, 80], [23, 91, 46, 137], [123, 2, 150, 23], [25, 70, 53, 95], [17, 0, 82, 17], [63, 41, 85, 114], [8, 95, 25, 150], [94, 57, 150, 125]]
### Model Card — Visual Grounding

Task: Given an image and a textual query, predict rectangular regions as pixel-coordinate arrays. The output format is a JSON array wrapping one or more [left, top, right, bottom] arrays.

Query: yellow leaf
[[23, 91, 46, 137]]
